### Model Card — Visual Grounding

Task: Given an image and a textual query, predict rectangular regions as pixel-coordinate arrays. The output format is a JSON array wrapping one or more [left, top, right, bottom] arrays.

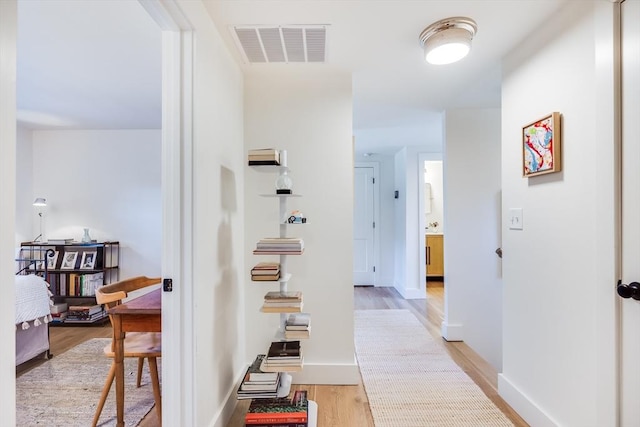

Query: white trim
[[0, 1, 17, 425], [354, 162, 380, 285], [291, 361, 361, 384], [141, 0, 195, 425], [440, 321, 463, 342], [498, 374, 560, 427]]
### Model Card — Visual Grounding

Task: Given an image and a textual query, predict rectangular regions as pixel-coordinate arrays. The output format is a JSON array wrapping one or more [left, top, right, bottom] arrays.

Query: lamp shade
[[33, 198, 47, 207], [420, 17, 477, 65]]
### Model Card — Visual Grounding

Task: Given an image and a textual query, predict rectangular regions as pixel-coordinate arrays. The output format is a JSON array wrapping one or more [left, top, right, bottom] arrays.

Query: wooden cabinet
[[425, 234, 444, 277]]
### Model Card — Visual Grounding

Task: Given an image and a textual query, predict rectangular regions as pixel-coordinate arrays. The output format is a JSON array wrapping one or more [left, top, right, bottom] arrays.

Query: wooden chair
[[92, 276, 162, 427]]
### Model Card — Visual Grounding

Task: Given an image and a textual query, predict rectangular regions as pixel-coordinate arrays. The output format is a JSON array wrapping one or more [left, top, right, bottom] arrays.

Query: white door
[[619, 0, 640, 424], [353, 166, 375, 285]]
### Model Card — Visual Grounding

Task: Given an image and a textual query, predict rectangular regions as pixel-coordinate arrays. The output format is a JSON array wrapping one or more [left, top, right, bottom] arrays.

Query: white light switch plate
[[509, 208, 523, 230]]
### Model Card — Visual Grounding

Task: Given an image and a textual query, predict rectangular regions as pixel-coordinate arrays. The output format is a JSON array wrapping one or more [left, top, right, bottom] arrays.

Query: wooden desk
[[108, 288, 161, 427]]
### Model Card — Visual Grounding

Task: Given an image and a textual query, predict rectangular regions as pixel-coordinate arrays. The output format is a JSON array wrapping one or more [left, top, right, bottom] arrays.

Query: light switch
[[509, 208, 523, 230]]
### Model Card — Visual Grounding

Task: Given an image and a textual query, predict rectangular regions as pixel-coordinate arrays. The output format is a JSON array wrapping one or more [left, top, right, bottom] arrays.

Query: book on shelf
[[253, 249, 304, 255], [261, 305, 303, 314], [262, 301, 303, 308], [268, 341, 300, 358], [249, 148, 279, 155], [245, 390, 308, 424], [245, 354, 280, 382], [67, 303, 103, 316], [252, 268, 280, 276], [46, 238, 74, 244], [245, 423, 307, 427], [285, 313, 311, 330], [284, 329, 310, 340], [264, 291, 302, 301], [252, 262, 280, 271], [252, 274, 281, 282]]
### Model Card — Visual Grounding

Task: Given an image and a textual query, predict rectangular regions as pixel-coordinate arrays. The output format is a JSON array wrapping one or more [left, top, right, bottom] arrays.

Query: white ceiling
[[17, 0, 569, 156]]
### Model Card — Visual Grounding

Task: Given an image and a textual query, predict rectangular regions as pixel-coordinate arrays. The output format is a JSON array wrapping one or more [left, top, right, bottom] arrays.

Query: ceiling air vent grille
[[232, 25, 327, 64]]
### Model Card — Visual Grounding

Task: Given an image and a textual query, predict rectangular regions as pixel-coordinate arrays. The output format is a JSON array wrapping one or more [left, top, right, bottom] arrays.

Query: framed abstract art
[[522, 112, 561, 177]]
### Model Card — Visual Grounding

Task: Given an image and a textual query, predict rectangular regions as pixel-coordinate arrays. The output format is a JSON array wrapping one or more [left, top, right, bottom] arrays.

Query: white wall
[[393, 148, 408, 294], [244, 68, 359, 384], [181, 1, 247, 425], [26, 130, 161, 280], [498, 2, 617, 426], [443, 108, 502, 369], [15, 126, 33, 245]]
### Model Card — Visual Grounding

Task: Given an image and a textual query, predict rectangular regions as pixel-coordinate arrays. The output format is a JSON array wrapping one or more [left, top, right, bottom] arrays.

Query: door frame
[[354, 161, 379, 286], [139, 1, 194, 425]]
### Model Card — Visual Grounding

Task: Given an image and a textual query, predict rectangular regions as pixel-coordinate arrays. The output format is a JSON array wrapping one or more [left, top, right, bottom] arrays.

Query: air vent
[[232, 25, 327, 64]]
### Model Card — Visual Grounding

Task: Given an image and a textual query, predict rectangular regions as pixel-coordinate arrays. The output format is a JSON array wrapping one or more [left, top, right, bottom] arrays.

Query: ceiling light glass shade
[[33, 197, 47, 207], [420, 17, 477, 65]]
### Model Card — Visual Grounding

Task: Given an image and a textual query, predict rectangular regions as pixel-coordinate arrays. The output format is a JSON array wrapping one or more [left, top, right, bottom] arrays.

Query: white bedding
[[15, 274, 52, 328]]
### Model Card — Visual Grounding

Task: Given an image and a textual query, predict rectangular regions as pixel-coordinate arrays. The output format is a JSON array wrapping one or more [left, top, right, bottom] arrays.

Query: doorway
[[353, 163, 379, 286]]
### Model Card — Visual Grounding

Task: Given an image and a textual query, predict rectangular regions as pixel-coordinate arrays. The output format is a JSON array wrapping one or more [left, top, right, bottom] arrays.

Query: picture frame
[[522, 112, 561, 177], [46, 250, 59, 269], [80, 251, 97, 270], [60, 251, 78, 269]]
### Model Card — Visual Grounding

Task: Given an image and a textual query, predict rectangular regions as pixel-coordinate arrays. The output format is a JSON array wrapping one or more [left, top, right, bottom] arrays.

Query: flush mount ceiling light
[[419, 17, 477, 65]]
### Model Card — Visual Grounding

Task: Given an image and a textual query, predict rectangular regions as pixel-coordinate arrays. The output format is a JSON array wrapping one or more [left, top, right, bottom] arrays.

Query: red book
[[245, 390, 308, 423]]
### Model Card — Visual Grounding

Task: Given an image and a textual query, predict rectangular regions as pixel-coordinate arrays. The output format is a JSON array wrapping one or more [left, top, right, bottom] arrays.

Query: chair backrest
[[96, 276, 161, 309]]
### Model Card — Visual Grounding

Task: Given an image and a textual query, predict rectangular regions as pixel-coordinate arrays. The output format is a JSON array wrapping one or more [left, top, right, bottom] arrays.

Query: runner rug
[[354, 309, 513, 427], [16, 338, 158, 427]]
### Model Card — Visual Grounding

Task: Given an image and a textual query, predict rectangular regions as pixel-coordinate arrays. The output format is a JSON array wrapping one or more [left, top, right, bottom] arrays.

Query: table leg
[[112, 315, 125, 427]]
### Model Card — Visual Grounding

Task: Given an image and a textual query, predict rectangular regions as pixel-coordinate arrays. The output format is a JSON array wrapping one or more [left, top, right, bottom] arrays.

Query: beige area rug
[[355, 309, 513, 427], [17, 338, 159, 427]]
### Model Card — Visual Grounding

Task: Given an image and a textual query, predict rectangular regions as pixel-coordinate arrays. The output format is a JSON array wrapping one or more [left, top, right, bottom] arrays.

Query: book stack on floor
[[252, 262, 280, 281], [245, 390, 309, 427], [261, 340, 303, 372], [237, 354, 282, 400], [248, 148, 280, 166], [262, 291, 303, 313], [284, 313, 310, 339], [65, 303, 105, 322], [253, 238, 304, 255]]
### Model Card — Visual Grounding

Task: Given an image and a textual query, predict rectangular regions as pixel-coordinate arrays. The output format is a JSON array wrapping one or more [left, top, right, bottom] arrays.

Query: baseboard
[[394, 284, 427, 300], [498, 373, 560, 427], [291, 356, 360, 384], [440, 320, 463, 341]]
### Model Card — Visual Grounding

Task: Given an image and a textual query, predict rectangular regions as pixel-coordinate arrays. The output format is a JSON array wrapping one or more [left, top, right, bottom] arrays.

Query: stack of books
[[253, 238, 304, 255], [65, 303, 105, 322], [284, 313, 311, 339], [244, 390, 308, 426], [261, 341, 303, 372], [237, 354, 282, 400], [251, 262, 280, 281], [262, 291, 303, 313], [248, 148, 280, 166]]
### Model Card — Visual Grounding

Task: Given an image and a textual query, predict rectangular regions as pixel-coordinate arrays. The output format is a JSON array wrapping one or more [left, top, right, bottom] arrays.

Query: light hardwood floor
[[17, 283, 528, 427]]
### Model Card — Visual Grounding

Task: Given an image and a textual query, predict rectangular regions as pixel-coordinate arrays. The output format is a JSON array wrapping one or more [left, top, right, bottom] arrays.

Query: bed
[[15, 273, 53, 365]]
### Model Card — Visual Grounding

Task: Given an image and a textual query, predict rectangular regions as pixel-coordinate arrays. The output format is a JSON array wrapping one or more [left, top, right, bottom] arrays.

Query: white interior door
[[620, 1, 640, 424], [353, 166, 375, 285]]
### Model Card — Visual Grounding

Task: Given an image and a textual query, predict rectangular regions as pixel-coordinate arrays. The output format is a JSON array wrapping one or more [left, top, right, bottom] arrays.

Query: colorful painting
[[522, 112, 561, 177]]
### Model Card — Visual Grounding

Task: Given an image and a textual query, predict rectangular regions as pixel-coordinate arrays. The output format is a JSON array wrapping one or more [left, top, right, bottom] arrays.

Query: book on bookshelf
[[245, 390, 308, 424], [262, 301, 303, 308], [252, 274, 281, 281], [284, 329, 310, 340], [268, 341, 300, 358], [252, 262, 280, 271], [245, 423, 307, 427], [264, 291, 302, 301], [285, 313, 310, 330], [46, 238, 74, 244], [246, 354, 279, 382]]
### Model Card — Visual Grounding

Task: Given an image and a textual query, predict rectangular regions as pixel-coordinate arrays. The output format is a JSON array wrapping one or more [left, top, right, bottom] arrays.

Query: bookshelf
[[246, 149, 317, 426], [19, 241, 119, 325]]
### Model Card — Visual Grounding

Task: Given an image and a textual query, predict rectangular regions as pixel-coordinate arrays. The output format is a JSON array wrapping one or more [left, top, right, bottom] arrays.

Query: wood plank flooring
[[17, 284, 528, 427]]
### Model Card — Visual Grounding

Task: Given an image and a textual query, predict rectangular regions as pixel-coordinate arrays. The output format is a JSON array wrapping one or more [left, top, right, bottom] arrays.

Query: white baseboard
[[394, 284, 427, 299], [291, 358, 360, 384], [440, 320, 463, 341], [498, 373, 559, 427]]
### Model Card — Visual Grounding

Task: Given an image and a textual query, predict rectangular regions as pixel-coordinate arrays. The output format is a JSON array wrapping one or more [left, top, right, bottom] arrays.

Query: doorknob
[[617, 280, 640, 300]]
